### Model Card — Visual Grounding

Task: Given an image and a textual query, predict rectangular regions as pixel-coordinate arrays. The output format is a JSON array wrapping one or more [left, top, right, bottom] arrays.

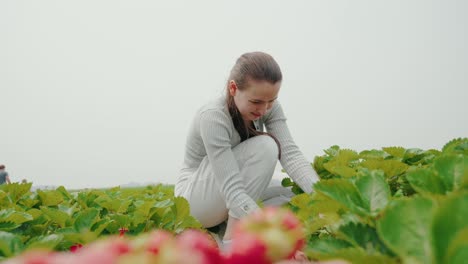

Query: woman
[[175, 51, 319, 248]]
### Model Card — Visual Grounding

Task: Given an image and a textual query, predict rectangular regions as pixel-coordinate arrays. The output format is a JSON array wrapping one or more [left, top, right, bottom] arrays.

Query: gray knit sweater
[[176, 96, 319, 218]]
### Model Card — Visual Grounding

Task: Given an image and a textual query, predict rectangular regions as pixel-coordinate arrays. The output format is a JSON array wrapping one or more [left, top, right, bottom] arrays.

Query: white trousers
[[175, 135, 294, 228]]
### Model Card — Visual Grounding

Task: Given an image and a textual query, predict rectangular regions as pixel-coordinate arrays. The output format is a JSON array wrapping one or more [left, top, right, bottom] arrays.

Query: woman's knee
[[252, 135, 279, 163]]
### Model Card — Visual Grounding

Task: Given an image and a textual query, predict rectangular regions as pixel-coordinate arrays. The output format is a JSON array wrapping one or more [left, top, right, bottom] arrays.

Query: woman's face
[[229, 79, 281, 122]]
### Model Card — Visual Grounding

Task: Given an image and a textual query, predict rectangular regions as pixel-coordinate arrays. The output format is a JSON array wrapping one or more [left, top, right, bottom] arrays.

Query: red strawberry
[[230, 207, 305, 263], [176, 229, 223, 264]]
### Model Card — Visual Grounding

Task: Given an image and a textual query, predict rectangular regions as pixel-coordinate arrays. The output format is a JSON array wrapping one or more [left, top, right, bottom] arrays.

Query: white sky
[[1, 1, 467, 189]]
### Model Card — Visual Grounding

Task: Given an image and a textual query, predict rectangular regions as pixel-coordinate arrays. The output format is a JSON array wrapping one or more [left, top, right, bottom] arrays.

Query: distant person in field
[[0, 165, 11, 184], [175, 52, 319, 248]]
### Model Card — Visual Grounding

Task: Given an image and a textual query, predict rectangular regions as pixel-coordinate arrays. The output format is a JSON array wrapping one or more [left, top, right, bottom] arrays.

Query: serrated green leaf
[[25, 234, 63, 251], [323, 163, 356, 178], [442, 138, 468, 154], [433, 154, 465, 192], [108, 213, 131, 228], [0, 182, 32, 204], [55, 186, 72, 200], [444, 227, 468, 264], [91, 219, 110, 236], [337, 222, 393, 256], [18, 193, 39, 208], [37, 190, 64, 207], [377, 197, 434, 264], [322, 149, 360, 178], [355, 170, 390, 216], [324, 145, 341, 157], [359, 149, 390, 160], [360, 160, 409, 178], [314, 179, 369, 216], [41, 207, 70, 228], [56, 229, 97, 244], [94, 195, 123, 213], [153, 199, 173, 208], [432, 193, 468, 264], [281, 177, 294, 187], [406, 168, 446, 195], [290, 192, 342, 235], [173, 196, 190, 224], [73, 208, 100, 232], [382, 147, 406, 159], [0, 231, 23, 257], [0, 209, 33, 225], [58, 203, 78, 216], [26, 208, 43, 219], [0, 222, 21, 231]]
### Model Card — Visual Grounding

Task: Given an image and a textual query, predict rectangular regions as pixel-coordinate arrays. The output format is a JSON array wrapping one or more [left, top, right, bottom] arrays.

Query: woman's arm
[[199, 109, 259, 218], [264, 102, 319, 193]]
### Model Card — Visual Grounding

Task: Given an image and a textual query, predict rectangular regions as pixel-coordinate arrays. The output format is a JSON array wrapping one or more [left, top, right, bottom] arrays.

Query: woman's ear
[[229, 80, 237, 96]]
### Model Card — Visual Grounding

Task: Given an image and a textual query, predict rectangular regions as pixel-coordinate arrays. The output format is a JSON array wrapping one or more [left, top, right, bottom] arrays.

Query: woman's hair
[[0, 165, 5, 170], [225, 51, 283, 159]]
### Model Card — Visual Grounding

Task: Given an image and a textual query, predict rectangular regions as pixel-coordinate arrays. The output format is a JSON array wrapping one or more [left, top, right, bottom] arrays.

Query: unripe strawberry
[[229, 207, 305, 263]]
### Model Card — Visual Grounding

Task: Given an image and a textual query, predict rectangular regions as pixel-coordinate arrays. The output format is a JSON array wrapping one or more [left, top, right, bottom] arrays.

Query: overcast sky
[[1, 1, 467, 189]]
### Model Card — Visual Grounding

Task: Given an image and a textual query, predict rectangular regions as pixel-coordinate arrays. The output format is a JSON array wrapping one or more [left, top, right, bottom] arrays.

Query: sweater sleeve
[[199, 109, 259, 219], [264, 102, 319, 193]]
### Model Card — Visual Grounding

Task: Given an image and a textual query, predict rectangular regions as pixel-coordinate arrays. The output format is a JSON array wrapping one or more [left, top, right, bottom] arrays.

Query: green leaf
[[56, 229, 98, 244], [314, 179, 369, 216], [406, 168, 446, 195], [37, 190, 64, 207], [307, 236, 352, 255], [337, 222, 393, 256], [0, 182, 32, 204], [359, 149, 390, 160], [355, 170, 391, 216], [94, 195, 124, 213], [132, 200, 154, 225], [377, 197, 435, 264], [433, 154, 465, 192], [382, 147, 406, 160], [0, 222, 20, 231], [324, 145, 340, 157], [290, 192, 342, 235], [360, 160, 409, 178], [281, 177, 294, 187], [444, 227, 468, 264], [173, 197, 190, 225], [41, 207, 70, 228], [322, 149, 359, 178], [0, 209, 33, 225], [442, 138, 468, 154], [432, 193, 468, 264], [0, 231, 23, 257], [18, 193, 39, 208], [25, 234, 63, 251], [323, 164, 357, 178], [74, 208, 100, 232], [91, 219, 111, 236]]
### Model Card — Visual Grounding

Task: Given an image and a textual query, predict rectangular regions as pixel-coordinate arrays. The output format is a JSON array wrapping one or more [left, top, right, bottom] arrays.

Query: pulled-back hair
[[225, 52, 283, 159]]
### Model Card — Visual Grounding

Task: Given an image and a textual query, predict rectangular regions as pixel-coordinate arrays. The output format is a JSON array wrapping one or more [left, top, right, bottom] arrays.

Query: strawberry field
[[1, 138, 466, 264]]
